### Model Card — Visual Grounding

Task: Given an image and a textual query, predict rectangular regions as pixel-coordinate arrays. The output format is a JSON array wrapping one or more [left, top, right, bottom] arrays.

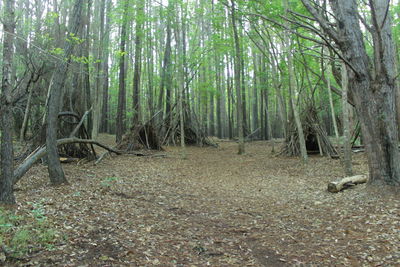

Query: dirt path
[[12, 136, 400, 266]]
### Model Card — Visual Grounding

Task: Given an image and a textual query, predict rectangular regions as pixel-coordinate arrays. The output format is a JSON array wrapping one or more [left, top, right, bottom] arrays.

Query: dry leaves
[[9, 135, 400, 266]]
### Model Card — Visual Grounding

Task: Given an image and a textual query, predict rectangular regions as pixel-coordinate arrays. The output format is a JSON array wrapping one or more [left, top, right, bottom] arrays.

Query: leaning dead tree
[[281, 106, 338, 158], [11, 110, 121, 185], [13, 137, 120, 185]]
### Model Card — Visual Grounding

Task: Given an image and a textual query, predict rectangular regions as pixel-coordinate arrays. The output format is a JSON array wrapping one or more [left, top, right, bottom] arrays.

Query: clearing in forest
[[5, 135, 400, 266]]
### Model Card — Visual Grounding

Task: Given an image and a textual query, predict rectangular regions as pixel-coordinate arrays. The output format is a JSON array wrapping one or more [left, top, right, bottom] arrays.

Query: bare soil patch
[[9, 135, 400, 266]]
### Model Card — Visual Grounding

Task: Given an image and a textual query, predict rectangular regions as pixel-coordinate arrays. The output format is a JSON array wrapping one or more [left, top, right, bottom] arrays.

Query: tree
[[46, 0, 84, 185], [132, 0, 145, 125], [302, 0, 400, 185], [0, 0, 16, 204], [116, 0, 130, 143], [230, 0, 245, 154], [283, 0, 308, 163], [100, 0, 112, 133]]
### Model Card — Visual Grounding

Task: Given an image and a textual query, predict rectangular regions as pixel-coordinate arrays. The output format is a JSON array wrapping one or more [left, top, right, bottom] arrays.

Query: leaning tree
[[301, 0, 400, 185]]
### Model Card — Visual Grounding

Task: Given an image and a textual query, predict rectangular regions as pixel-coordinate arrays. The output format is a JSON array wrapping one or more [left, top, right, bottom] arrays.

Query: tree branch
[[13, 138, 120, 185]]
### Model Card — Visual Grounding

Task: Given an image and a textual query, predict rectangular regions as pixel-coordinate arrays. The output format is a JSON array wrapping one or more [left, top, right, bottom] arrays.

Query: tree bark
[[100, 0, 111, 133], [302, 0, 400, 185], [231, 0, 245, 154], [46, 0, 83, 185], [83, 0, 92, 135], [116, 0, 130, 143], [132, 0, 145, 125], [157, 1, 173, 130], [91, 0, 106, 139], [325, 49, 340, 139], [341, 62, 353, 176], [328, 175, 367, 193], [0, 0, 16, 204]]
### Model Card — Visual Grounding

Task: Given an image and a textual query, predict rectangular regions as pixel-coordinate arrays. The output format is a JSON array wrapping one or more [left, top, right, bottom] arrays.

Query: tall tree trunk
[[341, 62, 353, 176], [302, 0, 400, 184], [0, 0, 16, 204], [100, 0, 111, 133], [231, 0, 245, 154], [326, 50, 340, 139], [46, 0, 83, 185], [132, 0, 145, 125], [157, 2, 173, 130], [116, 0, 130, 143], [91, 0, 106, 139], [252, 50, 259, 136], [176, 5, 186, 158], [83, 0, 92, 135]]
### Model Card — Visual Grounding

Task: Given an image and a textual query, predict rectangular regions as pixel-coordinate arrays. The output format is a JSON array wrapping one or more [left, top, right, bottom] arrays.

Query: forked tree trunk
[[302, 0, 400, 185]]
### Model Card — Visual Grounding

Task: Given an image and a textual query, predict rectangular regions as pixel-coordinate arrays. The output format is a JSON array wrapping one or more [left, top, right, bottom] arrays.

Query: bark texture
[[302, 0, 400, 185], [46, 0, 83, 185], [0, 0, 16, 204]]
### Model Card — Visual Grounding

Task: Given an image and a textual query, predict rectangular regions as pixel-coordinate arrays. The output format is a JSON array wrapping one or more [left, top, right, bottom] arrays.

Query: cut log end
[[327, 175, 368, 193]]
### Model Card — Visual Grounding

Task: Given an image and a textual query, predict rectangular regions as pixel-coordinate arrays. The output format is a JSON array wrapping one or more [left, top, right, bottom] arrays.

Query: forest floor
[[5, 134, 400, 266]]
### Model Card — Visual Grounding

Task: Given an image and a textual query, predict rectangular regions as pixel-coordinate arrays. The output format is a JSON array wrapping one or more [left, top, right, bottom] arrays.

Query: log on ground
[[327, 175, 368, 193]]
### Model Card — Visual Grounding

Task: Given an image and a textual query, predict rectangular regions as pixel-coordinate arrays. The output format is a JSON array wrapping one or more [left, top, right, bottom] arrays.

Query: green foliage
[[66, 33, 85, 45], [50, 47, 65, 56], [0, 202, 60, 259], [44, 11, 59, 25]]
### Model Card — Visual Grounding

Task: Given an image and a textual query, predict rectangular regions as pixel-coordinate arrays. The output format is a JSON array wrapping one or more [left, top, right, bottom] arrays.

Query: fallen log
[[327, 175, 368, 193], [13, 138, 120, 185]]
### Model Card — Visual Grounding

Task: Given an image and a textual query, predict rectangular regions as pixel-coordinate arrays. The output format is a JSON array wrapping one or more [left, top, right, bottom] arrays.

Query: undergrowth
[[0, 199, 61, 260]]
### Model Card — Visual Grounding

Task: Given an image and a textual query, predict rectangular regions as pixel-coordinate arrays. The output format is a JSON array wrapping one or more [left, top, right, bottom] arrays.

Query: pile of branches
[[158, 107, 217, 147], [57, 111, 96, 159], [117, 122, 162, 151], [281, 106, 338, 158]]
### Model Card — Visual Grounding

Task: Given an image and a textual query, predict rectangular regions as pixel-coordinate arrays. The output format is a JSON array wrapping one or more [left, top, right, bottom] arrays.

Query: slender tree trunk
[[231, 0, 244, 154], [341, 62, 353, 176], [326, 52, 340, 139], [91, 0, 105, 139], [46, 0, 83, 185], [146, 8, 154, 119], [270, 45, 287, 138], [83, 0, 92, 135], [100, 0, 111, 133], [132, 0, 145, 125], [19, 82, 34, 141], [157, 3, 173, 129], [176, 6, 186, 158], [116, 0, 129, 143], [284, 0, 307, 163], [252, 50, 259, 136], [0, 0, 16, 204]]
